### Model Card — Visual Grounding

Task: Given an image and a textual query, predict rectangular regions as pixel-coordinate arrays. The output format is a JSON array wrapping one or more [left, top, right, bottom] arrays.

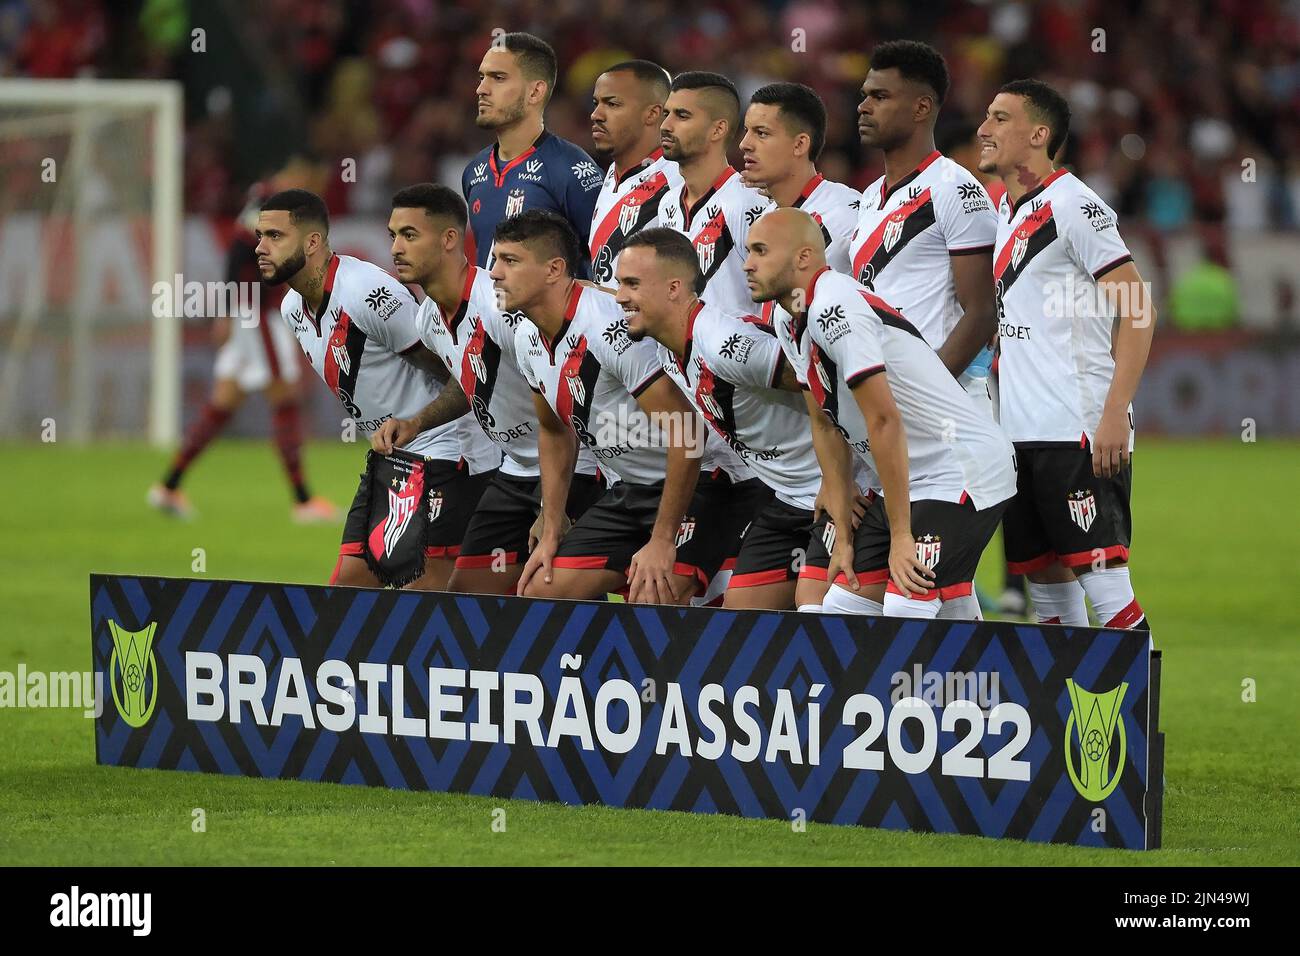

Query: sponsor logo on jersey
[[384, 483, 418, 558], [745, 204, 766, 226], [602, 318, 632, 354], [572, 160, 602, 185], [957, 181, 992, 213], [718, 332, 752, 363], [469, 163, 488, 186], [365, 286, 401, 319], [525, 159, 543, 174], [1067, 489, 1097, 532], [674, 517, 696, 547], [815, 304, 852, 344], [1081, 200, 1116, 231], [505, 188, 526, 218], [916, 533, 942, 570]]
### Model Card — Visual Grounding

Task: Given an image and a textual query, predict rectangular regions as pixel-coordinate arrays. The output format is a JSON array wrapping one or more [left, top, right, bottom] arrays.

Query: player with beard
[[464, 32, 602, 274], [587, 60, 683, 288], [977, 79, 1153, 631], [496, 210, 765, 605], [739, 82, 862, 275], [256, 189, 499, 590], [373, 183, 605, 595], [658, 72, 771, 316], [852, 40, 999, 413]]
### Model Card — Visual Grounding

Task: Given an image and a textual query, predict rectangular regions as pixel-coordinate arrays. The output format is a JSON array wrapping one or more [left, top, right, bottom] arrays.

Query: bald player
[[748, 209, 1017, 619], [658, 71, 771, 316]]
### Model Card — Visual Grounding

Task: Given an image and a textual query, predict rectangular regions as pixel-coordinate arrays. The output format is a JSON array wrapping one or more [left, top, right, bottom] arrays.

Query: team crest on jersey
[[467, 347, 488, 383], [696, 240, 716, 275], [698, 384, 724, 423], [674, 517, 696, 547], [330, 342, 351, 376], [821, 520, 836, 552], [427, 489, 444, 522], [618, 201, 640, 236], [916, 534, 942, 570], [883, 212, 906, 252], [564, 368, 586, 406], [505, 188, 526, 218], [384, 483, 419, 558], [814, 357, 833, 394], [1011, 231, 1029, 270], [1068, 490, 1097, 532]]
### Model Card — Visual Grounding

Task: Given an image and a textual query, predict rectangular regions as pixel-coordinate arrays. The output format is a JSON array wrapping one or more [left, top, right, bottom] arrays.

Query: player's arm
[[1094, 260, 1155, 478], [371, 376, 470, 454], [803, 390, 867, 590], [935, 249, 997, 377], [398, 342, 448, 378], [848, 372, 934, 597], [627, 373, 704, 605], [517, 392, 580, 594]]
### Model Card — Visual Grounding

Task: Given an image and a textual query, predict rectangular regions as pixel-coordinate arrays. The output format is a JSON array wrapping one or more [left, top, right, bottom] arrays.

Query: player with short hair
[[494, 209, 766, 605], [464, 32, 603, 274], [255, 188, 499, 590], [658, 71, 772, 315], [977, 79, 1153, 631], [739, 82, 863, 275], [587, 59, 683, 287], [618, 227, 875, 611], [372, 183, 604, 595], [747, 209, 1017, 620], [852, 40, 1000, 411]]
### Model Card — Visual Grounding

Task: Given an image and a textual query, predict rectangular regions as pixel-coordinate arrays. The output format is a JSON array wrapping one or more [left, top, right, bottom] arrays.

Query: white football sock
[[1027, 580, 1089, 625], [820, 586, 885, 616]]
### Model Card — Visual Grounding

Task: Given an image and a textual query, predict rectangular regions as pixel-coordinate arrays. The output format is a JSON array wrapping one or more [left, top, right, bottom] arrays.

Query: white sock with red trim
[[937, 594, 983, 620], [1027, 580, 1089, 625], [883, 592, 940, 619], [821, 586, 885, 616], [1076, 567, 1146, 629]]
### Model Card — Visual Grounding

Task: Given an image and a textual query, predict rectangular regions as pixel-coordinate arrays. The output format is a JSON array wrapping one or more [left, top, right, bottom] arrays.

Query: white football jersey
[[417, 264, 597, 478], [514, 283, 735, 486], [993, 169, 1135, 447], [848, 151, 997, 348], [658, 302, 820, 509], [588, 149, 683, 287], [773, 268, 1016, 509], [659, 166, 772, 316], [280, 253, 494, 468], [784, 172, 863, 275]]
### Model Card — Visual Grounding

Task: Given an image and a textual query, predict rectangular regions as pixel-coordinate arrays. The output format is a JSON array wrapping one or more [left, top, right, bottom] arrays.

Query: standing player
[[372, 183, 605, 595], [739, 82, 862, 274], [617, 228, 877, 611], [588, 60, 683, 288], [978, 79, 1153, 631], [747, 209, 1017, 620], [255, 189, 499, 590], [464, 32, 602, 273], [659, 72, 771, 315], [852, 41, 999, 407], [148, 180, 338, 523], [493, 210, 766, 605]]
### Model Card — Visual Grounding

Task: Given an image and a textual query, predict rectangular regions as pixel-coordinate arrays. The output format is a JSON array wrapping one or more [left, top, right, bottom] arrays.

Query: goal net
[[0, 79, 182, 446]]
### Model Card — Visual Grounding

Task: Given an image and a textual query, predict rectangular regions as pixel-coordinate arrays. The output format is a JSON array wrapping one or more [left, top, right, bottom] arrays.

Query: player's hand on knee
[[527, 507, 571, 553], [851, 493, 871, 528], [888, 533, 934, 598], [828, 537, 859, 591], [519, 535, 559, 594], [627, 537, 676, 605]]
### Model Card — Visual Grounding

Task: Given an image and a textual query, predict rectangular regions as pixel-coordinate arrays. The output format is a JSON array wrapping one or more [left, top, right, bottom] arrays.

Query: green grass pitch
[[0, 438, 1295, 866]]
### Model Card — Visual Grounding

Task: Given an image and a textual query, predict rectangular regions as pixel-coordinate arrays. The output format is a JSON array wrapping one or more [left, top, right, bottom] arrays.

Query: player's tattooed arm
[[848, 374, 935, 598], [627, 374, 704, 606], [936, 249, 998, 377], [399, 343, 449, 379], [370, 378, 470, 454], [518, 393, 579, 593], [1094, 260, 1154, 479]]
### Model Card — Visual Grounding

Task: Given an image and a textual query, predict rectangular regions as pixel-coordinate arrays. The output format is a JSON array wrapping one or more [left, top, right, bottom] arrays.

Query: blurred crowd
[[3, 0, 1299, 240]]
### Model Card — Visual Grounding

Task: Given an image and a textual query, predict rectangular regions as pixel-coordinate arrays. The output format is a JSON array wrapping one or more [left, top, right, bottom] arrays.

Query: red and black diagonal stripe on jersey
[[590, 170, 671, 283], [993, 201, 1057, 293], [806, 343, 848, 438], [323, 309, 367, 412], [554, 333, 602, 446], [860, 289, 926, 341], [693, 360, 743, 451], [461, 318, 503, 431], [851, 188, 936, 288]]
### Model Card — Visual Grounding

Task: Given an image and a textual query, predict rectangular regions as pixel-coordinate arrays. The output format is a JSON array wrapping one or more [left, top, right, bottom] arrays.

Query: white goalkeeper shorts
[[213, 312, 301, 392]]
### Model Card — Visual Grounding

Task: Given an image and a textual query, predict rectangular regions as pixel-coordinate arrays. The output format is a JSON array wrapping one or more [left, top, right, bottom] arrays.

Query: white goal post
[[0, 79, 183, 446]]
